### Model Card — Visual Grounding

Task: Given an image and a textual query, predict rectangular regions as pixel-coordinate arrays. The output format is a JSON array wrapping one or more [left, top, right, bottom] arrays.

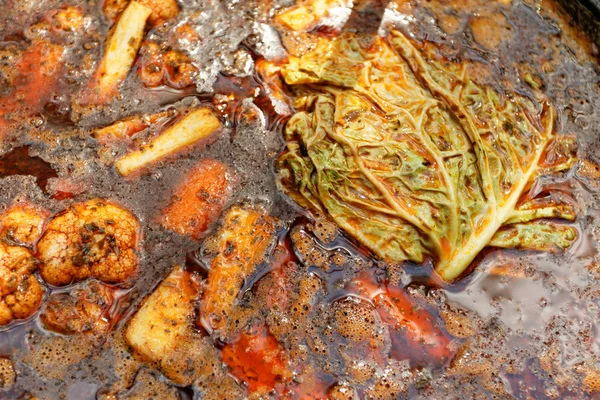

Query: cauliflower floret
[[40, 281, 114, 335], [0, 243, 45, 325], [37, 199, 141, 286], [0, 201, 49, 247]]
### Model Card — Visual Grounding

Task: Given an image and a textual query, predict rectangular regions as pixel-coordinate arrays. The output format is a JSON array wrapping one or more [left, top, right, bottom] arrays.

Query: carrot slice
[[160, 159, 233, 240]]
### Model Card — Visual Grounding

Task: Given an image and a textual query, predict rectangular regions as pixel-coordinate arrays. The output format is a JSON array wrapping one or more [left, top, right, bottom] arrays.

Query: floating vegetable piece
[[221, 323, 291, 394], [40, 281, 114, 335], [0, 201, 49, 247], [488, 221, 576, 252], [92, 110, 175, 143], [115, 108, 221, 176], [160, 159, 233, 240], [276, 31, 577, 281], [37, 199, 140, 286], [0, 243, 45, 325], [88, 1, 151, 103], [199, 205, 278, 332], [125, 266, 201, 366]]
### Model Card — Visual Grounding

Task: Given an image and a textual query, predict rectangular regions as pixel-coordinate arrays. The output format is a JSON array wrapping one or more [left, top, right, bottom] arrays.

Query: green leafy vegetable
[[275, 31, 577, 281]]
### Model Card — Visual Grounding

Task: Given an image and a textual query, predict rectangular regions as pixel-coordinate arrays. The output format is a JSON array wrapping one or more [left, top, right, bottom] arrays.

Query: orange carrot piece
[[160, 159, 233, 240]]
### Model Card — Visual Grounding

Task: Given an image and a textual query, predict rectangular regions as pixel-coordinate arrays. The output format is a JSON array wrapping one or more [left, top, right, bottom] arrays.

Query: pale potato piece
[[200, 205, 278, 332], [115, 108, 221, 176], [94, 1, 151, 100], [125, 266, 200, 363]]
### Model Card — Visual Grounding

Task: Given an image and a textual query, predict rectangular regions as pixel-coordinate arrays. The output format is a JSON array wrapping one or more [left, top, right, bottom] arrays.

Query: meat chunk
[[0, 243, 45, 325], [199, 205, 278, 332], [37, 199, 141, 286], [160, 159, 234, 240], [40, 281, 114, 335]]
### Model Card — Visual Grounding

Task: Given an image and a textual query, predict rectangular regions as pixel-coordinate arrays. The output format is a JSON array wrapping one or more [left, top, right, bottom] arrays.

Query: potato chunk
[[160, 159, 233, 240], [115, 108, 221, 176], [125, 266, 200, 364], [199, 205, 278, 332]]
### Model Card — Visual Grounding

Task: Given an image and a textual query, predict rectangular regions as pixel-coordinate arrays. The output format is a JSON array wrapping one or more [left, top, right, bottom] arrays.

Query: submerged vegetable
[[276, 31, 577, 281]]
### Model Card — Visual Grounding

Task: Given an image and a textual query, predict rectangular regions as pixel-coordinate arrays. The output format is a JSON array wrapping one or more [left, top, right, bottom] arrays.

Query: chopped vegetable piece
[[115, 108, 221, 176], [276, 31, 577, 281], [160, 159, 233, 240], [0, 243, 45, 325], [125, 266, 200, 365], [199, 205, 278, 332], [92, 110, 174, 143], [222, 323, 291, 394], [137, 0, 179, 25], [0, 201, 49, 247], [37, 199, 141, 286], [88, 1, 151, 103], [40, 281, 114, 335]]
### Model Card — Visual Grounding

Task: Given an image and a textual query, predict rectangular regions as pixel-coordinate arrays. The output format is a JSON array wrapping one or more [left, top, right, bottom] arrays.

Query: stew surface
[[0, 0, 600, 399]]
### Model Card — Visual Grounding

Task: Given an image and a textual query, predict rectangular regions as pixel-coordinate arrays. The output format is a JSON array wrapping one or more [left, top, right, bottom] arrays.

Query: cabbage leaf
[[275, 31, 577, 281]]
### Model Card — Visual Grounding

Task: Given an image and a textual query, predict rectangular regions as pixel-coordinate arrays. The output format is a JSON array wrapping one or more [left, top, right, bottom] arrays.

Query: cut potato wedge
[[125, 266, 200, 363], [199, 205, 278, 332], [115, 108, 221, 176], [92, 1, 151, 102]]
